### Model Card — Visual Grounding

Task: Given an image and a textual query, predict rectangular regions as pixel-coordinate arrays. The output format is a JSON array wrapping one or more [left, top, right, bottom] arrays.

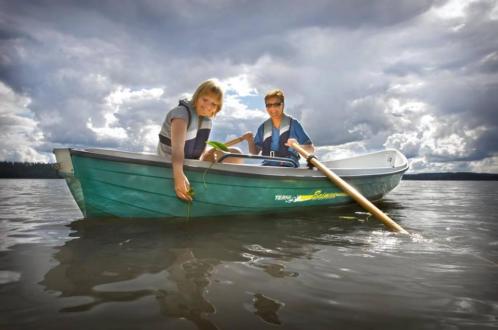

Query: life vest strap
[[158, 134, 171, 146]]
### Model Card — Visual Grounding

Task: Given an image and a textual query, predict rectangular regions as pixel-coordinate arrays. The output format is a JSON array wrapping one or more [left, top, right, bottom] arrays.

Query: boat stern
[[53, 148, 74, 177], [53, 148, 86, 217]]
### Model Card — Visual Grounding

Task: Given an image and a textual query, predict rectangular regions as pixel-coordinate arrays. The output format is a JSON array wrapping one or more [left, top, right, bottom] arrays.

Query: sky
[[1, 0, 497, 173]]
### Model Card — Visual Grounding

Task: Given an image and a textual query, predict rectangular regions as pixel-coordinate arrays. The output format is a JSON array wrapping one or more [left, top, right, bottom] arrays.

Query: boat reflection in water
[[39, 212, 369, 328]]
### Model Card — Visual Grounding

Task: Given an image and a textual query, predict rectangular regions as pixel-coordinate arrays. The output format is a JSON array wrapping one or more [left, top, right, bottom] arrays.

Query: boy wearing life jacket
[[245, 89, 315, 166]]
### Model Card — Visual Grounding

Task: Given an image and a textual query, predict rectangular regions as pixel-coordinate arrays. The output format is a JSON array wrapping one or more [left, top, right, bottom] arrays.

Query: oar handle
[[290, 142, 409, 234], [224, 136, 245, 147]]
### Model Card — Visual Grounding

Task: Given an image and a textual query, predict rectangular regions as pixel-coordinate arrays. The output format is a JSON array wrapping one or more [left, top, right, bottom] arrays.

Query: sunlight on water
[[0, 270, 21, 284]]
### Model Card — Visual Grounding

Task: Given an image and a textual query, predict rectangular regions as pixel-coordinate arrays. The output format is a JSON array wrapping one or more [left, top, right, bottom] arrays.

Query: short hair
[[191, 79, 224, 114], [264, 89, 285, 104]]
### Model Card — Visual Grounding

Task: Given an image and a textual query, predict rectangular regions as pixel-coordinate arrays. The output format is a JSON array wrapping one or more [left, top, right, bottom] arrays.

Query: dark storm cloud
[[0, 0, 436, 61]]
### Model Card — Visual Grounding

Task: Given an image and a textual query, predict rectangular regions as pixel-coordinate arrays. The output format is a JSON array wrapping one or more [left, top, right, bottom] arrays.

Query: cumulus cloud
[[0, 0, 497, 173], [0, 82, 49, 162]]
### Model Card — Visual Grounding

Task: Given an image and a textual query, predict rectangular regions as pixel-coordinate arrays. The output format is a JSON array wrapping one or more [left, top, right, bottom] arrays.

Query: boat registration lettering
[[275, 190, 347, 203]]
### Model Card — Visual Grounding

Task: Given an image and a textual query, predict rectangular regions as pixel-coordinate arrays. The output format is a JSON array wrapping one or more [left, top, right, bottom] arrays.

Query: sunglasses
[[265, 102, 283, 108]]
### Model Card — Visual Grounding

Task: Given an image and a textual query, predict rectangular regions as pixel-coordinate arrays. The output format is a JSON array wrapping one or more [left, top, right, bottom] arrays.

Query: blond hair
[[191, 79, 224, 114], [264, 89, 285, 104]]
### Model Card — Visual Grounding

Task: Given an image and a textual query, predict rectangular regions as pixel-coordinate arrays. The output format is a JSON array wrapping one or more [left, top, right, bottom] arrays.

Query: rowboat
[[53, 148, 408, 218]]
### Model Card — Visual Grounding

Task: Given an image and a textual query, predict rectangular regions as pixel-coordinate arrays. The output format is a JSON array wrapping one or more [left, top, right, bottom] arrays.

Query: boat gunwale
[[69, 148, 409, 180]]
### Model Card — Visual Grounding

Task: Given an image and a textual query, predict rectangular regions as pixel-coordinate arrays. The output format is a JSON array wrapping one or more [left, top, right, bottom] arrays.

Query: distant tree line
[[0, 162, 62, 178], [403, 172, 498, 181]]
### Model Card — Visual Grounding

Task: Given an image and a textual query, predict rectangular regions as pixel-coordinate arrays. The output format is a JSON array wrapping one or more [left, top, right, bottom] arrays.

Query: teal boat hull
[[55, 148, 408, 218]]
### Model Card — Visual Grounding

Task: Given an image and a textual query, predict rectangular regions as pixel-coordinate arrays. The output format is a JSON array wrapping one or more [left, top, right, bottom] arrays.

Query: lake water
[[0, 179, 497, 329]]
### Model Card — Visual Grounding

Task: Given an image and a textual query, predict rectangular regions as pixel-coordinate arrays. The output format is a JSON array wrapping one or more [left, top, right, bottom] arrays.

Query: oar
[[223, 136, 246, 147], [290, 142, 409, 234]]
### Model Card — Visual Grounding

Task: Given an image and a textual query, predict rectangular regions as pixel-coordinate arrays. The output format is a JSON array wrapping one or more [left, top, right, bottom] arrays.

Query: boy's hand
[[285, 138, 298, 147]]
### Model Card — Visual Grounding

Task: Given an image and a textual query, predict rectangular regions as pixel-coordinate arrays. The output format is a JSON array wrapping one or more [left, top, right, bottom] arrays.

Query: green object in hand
[[207, 141, 229, 152], [187, 187, 195, 198]]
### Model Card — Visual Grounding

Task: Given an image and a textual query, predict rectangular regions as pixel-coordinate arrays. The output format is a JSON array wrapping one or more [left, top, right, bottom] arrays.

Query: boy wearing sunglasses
[[244, 89, 315, 167]]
